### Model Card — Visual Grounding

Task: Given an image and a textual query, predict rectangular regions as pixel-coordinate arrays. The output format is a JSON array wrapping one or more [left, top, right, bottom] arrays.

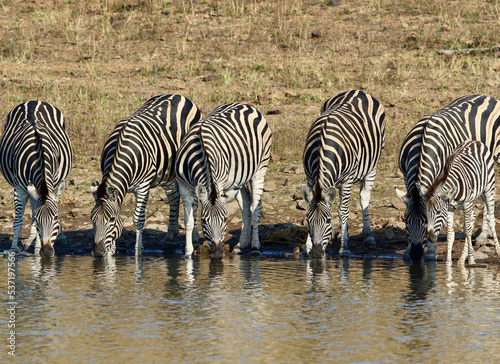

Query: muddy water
[[1, 254, 500, 363]]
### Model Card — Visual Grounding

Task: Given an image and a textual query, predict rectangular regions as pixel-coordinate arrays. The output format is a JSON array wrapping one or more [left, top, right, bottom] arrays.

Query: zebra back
[[97, 94, 202, 202], [427, 141, 494, 204], [176, 103, 272, 195], [398, 94, 500, 261], [303, 90, 386, 198], [0, 101, 73, 194], [417, 94, 500, 190]]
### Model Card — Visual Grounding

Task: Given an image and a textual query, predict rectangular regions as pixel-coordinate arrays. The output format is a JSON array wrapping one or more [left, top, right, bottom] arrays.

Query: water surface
[[1, 255, 500, 363]]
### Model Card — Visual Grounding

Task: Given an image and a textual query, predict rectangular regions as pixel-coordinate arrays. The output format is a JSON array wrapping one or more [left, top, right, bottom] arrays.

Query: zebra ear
[[27, 181, 40, 200], [301, 184, 314, 204], [196, 184, 208, 202], [394, 186, 410, 204], [323, 186, 336, 204], [90, 180, 100, 203], [107, 186, 118, 203]]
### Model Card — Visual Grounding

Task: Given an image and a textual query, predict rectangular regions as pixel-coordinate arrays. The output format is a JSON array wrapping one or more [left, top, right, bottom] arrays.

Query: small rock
[[384, 228, 395, 241], [266, 109, 281, 115], [493, 61, 500, 72], [296, 200, 307, 210], [69, 209, 83, 218], [311, 31, 321, 38], [264, 181, 276, 192], [473, 249, 489, 260], [283, 178, 289, 187], [290, 165, 304, 174]]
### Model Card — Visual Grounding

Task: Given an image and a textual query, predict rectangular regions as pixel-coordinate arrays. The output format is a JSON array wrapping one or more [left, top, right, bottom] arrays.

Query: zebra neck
[[199, 124, 226, 197]]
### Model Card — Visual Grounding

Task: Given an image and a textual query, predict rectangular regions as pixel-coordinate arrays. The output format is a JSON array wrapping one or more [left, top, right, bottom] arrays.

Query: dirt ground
[[1, 0, 500, 263]]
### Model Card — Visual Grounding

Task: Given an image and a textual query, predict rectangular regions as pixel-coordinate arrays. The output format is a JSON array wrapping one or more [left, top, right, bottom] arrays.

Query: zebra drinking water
[[422, 141, 500, 265], [301, 90, 386, 258], [175, 103, 272, 259], [0, 101, 73, 256], [395, 94, 500, 262], [90, 94, 202, 257]]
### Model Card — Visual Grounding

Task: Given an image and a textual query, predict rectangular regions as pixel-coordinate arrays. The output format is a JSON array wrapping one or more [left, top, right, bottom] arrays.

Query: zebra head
[[395, 185, 428, 262], [424, 186, 454, 244], [90, 181, 123, 257], [301, 184, 335, 258], [27, 181, 60, 257], [196, 184, 228, 259]]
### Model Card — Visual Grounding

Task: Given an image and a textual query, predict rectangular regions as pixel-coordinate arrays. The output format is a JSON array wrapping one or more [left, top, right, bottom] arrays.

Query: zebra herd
[[1, 91, 500, 265]]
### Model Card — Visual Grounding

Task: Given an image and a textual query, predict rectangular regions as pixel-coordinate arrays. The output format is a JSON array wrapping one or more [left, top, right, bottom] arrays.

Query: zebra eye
[[109, 217, 116, 224], [326, 217, 332, 224]]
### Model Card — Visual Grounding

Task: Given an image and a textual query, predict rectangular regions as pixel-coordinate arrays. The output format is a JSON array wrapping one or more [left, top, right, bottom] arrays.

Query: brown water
[[1, 254, 500, 363]]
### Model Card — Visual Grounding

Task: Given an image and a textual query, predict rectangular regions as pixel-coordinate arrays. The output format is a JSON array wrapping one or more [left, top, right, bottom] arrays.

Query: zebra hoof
[[250, 248, 262, 256], [339, 249, 351, 258], [424, 253, 437, 261], [364, 237, 376, 247]]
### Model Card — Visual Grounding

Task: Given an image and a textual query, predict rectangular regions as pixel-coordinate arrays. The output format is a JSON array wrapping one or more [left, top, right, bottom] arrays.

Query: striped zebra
[[423, 141, 500, 265], [395, 94, 500, 262], [301, 90, 386, 258], [176, 103, 272, 259], [0, 101, 73, 256], [90, 94, 202, 257]]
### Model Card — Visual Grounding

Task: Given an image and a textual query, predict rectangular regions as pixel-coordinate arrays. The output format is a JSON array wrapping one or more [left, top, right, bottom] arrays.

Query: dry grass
[[1, 0, 500, 167]]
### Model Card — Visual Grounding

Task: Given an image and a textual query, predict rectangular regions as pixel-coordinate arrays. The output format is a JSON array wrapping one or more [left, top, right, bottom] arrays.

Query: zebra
[[395, 94, 500, 262], [90, 94, 202, 257], [422, 141, 500, 265], [176, 103, 272, 259], [0, 101, 73, 257], [301, 90, 386, 258]]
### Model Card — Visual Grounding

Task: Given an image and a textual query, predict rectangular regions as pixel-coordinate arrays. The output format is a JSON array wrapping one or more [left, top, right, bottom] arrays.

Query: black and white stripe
[[176, 103, 272, 259], [301, 90, 386, 258], [424, 141, 500, 265], [0, 101, 73, 256], [395, 94, 500, 262], [90, 94, 202, 257]]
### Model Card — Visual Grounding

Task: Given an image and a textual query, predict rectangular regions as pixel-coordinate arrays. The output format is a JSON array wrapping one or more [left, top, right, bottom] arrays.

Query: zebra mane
[[198, 123, 218, 203], [427, 152, 455, 199], [314, 115, 330, 203], [31, 121, 55, 196]]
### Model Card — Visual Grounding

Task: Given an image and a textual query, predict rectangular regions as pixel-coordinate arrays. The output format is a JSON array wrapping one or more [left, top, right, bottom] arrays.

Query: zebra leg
[[360, 169, 376, 246], [248, 168, 267, 253], [475, 199, 491, 246], [483, 190, 500, 261], [27, 194, 42, 254], [445, 209, 455, 265], [132, 188, 150, 256], [179, 183, 196, 258], [459, 204, 475, 265], [54, 181, 68, 246], [12, 188, 29, 251], [162, 180, 180, 242], [233, 186, 252, 253], [338, 183, 353, 258]]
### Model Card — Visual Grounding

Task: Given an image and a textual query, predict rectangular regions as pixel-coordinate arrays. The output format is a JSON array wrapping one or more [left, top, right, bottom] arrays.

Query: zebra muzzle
[[40, 242, 55, 257], [309, 243, 326, 259], [210, 242, 225, 260], [93, 240, 107, 257]]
